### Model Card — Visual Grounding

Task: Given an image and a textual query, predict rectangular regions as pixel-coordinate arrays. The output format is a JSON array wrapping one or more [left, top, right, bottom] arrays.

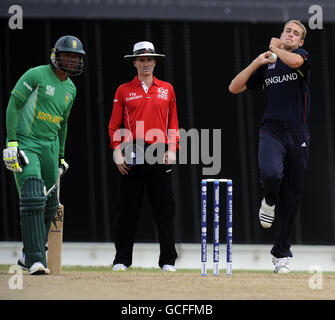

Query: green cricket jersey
[[7, 64, 77, 157]]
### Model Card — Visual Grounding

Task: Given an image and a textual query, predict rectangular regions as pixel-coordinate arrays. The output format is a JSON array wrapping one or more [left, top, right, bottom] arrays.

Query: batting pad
[[20, 177, 47, 268], [44, 185, 59, 242]]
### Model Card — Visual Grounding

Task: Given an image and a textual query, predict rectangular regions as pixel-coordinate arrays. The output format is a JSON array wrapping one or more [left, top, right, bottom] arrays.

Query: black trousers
[[258, 123, 310, 258], [113, 163, 178, 268]]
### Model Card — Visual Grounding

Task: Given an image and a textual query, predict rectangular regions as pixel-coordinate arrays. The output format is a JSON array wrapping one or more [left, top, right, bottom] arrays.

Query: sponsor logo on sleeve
[[23, 82, 33, 91]]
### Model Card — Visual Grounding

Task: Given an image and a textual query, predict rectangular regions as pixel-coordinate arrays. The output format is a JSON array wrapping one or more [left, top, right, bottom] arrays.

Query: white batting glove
[[3, 141, 29, 172]]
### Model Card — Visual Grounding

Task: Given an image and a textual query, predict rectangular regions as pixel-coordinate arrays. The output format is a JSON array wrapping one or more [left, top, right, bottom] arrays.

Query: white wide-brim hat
[[124, 41, 165, 60]]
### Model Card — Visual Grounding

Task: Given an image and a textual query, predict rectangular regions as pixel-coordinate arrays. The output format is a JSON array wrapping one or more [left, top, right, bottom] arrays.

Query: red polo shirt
[[109, 76, 179, 152]]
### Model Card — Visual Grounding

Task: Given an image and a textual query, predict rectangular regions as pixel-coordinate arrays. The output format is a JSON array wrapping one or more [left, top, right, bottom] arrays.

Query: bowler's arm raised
[[229, 51, 275, 94]]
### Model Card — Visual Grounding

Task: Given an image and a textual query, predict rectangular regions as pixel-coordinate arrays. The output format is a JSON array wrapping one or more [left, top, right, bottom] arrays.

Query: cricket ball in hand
[[269, 52, 277, 62]]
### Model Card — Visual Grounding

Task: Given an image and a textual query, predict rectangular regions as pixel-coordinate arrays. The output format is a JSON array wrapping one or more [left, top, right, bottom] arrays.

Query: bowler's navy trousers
[[258, 122, 310, 258]]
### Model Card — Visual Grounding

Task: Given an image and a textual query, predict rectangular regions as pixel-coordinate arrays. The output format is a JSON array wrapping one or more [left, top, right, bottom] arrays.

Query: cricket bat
[[47, 174, 64, 275]]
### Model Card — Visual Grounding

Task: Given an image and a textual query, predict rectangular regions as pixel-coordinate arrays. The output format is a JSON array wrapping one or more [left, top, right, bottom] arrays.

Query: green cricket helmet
[[50, 35, 86, 76]]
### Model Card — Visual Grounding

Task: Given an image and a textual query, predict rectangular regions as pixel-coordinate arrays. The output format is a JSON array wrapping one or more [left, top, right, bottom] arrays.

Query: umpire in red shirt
[[108, 41, 179, 272]]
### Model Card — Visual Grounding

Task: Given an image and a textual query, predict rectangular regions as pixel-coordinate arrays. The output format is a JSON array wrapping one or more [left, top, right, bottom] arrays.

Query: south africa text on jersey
[[37, 111, 63, 124]]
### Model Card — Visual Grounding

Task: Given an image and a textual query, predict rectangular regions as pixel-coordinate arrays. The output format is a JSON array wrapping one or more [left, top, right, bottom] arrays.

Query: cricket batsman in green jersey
[[2, 35, 85, 275]]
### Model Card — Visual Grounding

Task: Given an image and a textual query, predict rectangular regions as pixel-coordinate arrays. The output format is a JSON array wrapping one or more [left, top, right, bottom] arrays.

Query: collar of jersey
[[133, 76, 159, 87]]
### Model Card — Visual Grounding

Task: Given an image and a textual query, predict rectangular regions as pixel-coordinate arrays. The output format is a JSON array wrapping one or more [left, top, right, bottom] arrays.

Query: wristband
[[8, 141, 19, 147]]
